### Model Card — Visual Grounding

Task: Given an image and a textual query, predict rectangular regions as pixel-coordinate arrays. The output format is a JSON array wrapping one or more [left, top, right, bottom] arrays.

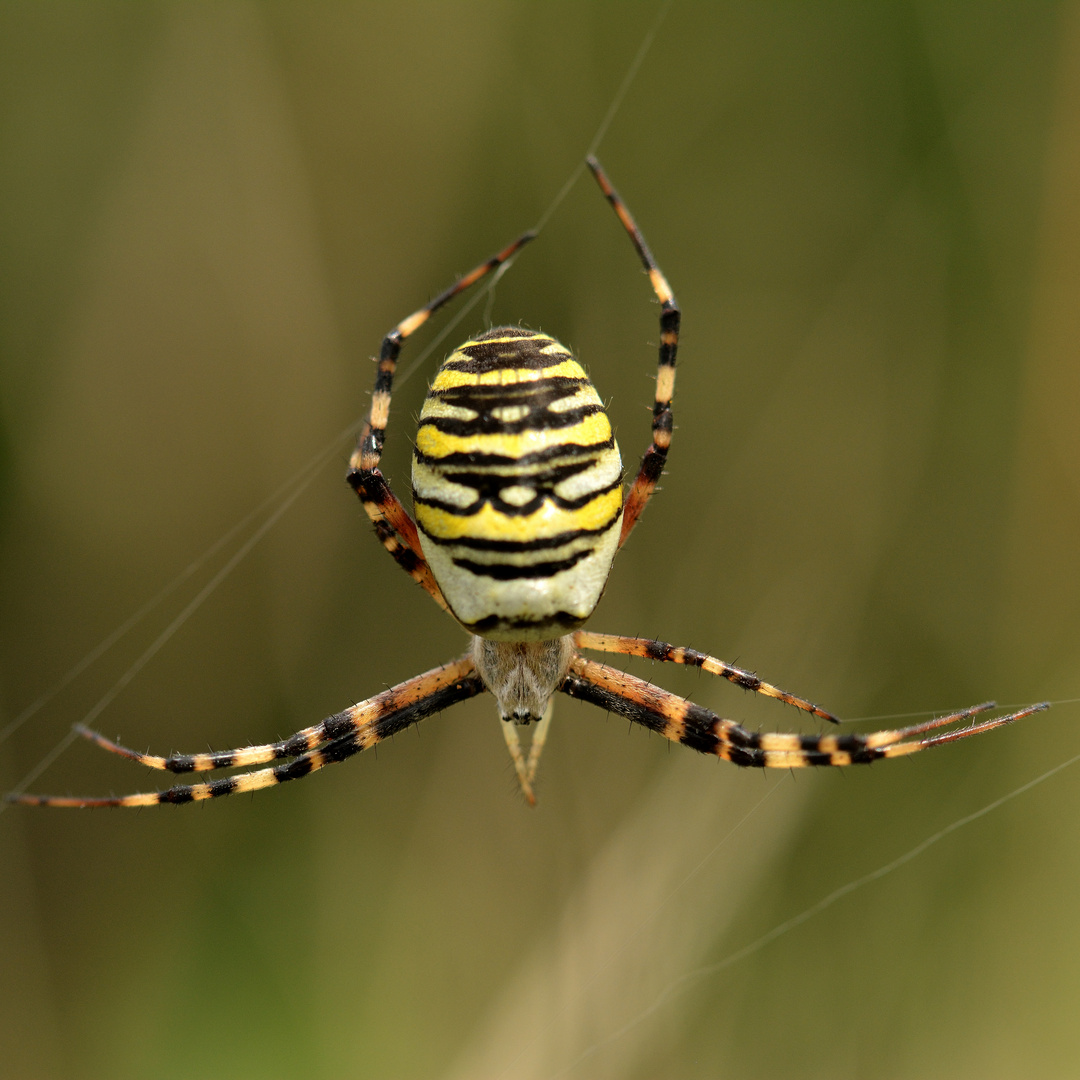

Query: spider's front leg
[[573, 630, 838, 722], [346, 232, 535, 611], [560, 655, 1047, 768], [9, 656, 486, 807]]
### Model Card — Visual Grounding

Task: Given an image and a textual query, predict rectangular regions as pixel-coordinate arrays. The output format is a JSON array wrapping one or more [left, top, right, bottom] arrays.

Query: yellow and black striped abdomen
[[412, 327, 623, 640]]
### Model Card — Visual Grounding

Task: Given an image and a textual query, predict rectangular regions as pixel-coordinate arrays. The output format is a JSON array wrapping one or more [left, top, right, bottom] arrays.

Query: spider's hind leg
[[587, 157, 680, 547], [347, 232, 535, 610]]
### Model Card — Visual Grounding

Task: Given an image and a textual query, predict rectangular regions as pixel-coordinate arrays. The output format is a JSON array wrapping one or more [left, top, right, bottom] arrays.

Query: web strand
[[540, 748, 1079, 1078]]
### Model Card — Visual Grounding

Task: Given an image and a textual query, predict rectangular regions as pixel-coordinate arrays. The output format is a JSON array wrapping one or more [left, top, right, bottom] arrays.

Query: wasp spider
[[12, 157, 1047, 809]]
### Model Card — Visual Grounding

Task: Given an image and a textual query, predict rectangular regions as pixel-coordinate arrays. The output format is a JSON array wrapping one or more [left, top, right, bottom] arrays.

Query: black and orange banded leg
[[560, 655, 1047, 768], [8, 657, 486, 807], [572, 631, 838, 722], [347, 231, 536, 610], [586, 157, 680, 547]]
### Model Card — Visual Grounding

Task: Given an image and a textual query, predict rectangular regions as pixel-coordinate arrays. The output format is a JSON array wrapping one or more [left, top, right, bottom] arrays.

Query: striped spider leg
[[585, 156, 681, 549], [11, 641, 1047, 807], [346, 230, 537, 613], [573, 631, 839, 721], [559, 655, 1048, 768], [11, 657, 486, 807]]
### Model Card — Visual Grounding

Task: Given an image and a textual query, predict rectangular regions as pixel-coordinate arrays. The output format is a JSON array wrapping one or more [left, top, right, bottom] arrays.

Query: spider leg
[[573, 630, 838, 722], [347, 232, 536, 610], [9, 656, 486, 807], [560, 655, 1047, 768], [586, 157, 680, 547], [73, 655, 481, 772]]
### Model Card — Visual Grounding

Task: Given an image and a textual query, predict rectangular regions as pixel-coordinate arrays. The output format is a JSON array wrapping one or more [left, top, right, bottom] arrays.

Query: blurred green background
[[2, 3, 1079, 1078]]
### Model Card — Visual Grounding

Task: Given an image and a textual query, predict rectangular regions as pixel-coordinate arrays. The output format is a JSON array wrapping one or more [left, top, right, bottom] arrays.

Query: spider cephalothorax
[[11, 156, 1046, 810], [471, 636, 574, 725]]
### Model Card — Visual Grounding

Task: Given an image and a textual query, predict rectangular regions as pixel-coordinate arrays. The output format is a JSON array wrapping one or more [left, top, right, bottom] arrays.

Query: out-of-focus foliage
[[2, 4, 1078, 1078]]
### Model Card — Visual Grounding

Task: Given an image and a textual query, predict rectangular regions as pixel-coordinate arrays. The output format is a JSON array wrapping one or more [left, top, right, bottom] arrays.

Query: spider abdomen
[[412, 327, 622, 640]]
